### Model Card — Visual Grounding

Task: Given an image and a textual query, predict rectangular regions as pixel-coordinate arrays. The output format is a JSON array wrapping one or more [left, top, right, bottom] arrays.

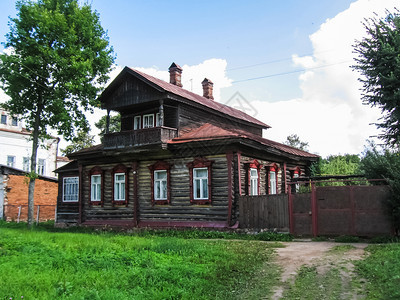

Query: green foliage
[[61, 130, 95, 155], [334, 235, 360, 243], [95, 113, 121, 142], [360, 143, 400, 232], [355, 243, 400, 298], [284, 134, 309, 151], [318, 155, 361, 176], [352, 9, 400, 146], [0, 226, 280, 299]]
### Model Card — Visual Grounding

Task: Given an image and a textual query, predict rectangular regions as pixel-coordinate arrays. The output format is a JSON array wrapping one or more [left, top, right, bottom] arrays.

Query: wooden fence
[[239, 194, 289, 230]]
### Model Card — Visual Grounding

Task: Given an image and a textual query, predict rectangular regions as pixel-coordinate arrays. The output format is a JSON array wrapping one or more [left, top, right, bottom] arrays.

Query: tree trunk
[[27, 101, 43, 228]]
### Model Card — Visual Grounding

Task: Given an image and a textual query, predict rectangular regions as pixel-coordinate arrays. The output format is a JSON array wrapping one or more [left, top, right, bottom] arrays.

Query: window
[[1, 115, 7, 125], [156, 113, 161, 127], [11, 117, 18, 126], [270, 171, 277, 194], [112, 164, 128, 205], [7, 156, 15, 168], [143, 114, 154, 128], [63, 177, 79, 202], [134, 116, 141, 130], [250, 168, 258, 195], [114, 173, 125, 201], [37, 159, 45, 175], [89, 166, 103, 205], [149, 161, 171, 205], [268, 164, 279, 195], [187, 158, 213, 205], [23, 157, 30, 172], [91, 175, 101, 201], [193, 168, 208, 200]]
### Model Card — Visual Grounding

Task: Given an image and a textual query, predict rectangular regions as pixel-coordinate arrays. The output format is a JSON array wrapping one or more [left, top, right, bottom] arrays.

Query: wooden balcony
[[103, 127, 178, 150]]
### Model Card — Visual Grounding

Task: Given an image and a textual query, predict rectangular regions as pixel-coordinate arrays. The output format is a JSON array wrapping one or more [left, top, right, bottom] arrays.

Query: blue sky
[[0, 0, 398, 156]]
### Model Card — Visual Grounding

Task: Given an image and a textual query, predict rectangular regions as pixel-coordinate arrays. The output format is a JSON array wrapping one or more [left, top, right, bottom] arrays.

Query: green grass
[[282, 266, 342, 300], [0, 224, 281, 299], [355, 243, 400, 299], [328, 245, 356, 253]]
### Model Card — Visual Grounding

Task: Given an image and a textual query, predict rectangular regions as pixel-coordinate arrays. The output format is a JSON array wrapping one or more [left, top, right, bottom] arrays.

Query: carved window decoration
[[292, 167, 302, 192], [112, 164, 129, 206], [149, 161, 171, 205], [245, 160, 262, 196], [187, 157, 213, 205], [268, 163, 280, 195], [89, 166, 104, 206]]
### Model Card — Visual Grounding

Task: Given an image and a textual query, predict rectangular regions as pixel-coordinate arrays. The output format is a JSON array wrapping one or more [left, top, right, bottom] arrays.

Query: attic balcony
[[103, 126, 178, 150]]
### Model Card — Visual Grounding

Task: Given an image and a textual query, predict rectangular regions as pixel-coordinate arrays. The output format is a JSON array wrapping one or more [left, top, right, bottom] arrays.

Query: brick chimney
[[168, 62, 183, 87], [202, 78, 214, 100]]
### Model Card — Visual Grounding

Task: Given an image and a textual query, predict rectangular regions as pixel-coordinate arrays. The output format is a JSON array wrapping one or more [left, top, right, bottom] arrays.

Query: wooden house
[[55, 63, 318, 228]]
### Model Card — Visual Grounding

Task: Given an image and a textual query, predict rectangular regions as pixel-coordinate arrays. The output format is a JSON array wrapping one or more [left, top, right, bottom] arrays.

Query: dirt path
[[271, 241, 368, 299]]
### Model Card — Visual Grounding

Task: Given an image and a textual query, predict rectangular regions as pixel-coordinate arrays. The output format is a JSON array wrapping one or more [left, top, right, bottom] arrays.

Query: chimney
[[168, 62, 183, 87], [202, 78, 214, 100]]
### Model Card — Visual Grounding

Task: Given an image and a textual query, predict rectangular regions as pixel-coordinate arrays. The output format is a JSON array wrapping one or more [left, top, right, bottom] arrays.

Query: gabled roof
[[100, 66, 270, 129], [169, 123, 319, 159]]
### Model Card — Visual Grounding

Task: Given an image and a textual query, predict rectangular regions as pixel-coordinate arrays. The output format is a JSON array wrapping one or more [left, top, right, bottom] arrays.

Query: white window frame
[[114, 173, 126, 201], [37, 158, 45, 175], [270, 171, 277, 195], [91, 174, 101, 202], [154, 170, 167, 200], [63, 177, 79, 202], [23, 157, 30, 172], [7, 155, 15, 168], [134, 116, 141, 130], [143, 114, 154, 128], [250, 168, 258, 196], [1, 115, 7, 125], [11, 117, 18, 126], [193, 167, 209, 200]]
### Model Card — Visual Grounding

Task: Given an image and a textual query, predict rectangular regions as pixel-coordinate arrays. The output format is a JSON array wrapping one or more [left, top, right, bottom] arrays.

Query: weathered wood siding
[[139, 155, 230, 222], [239, 194, 289, 230], [56, 172, 79, 224]]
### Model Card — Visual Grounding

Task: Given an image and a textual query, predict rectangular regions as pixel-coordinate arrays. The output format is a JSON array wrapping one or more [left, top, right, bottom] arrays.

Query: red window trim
[[267, 163, 280, 194], [148, 161, 171, 205], [88, 166, 104, 206], [292, 166, 302, 176], [187, 157, 213, 205], [111, 164, 129, 206], [245, 159, 262, 195]]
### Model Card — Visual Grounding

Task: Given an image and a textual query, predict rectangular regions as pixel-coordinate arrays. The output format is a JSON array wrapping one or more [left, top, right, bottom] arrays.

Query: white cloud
[[252, 0, 398, 157]]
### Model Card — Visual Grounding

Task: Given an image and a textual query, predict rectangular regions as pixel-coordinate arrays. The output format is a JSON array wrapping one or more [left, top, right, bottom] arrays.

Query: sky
[[0, 0, 398, 157]]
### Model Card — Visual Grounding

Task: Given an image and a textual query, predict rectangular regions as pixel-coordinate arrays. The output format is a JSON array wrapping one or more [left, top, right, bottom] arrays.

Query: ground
[[272, 241, 368, 299]]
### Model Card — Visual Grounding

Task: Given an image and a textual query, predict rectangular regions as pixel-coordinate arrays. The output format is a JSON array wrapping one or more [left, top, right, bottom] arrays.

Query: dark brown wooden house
[[55, 63, 318, 228]]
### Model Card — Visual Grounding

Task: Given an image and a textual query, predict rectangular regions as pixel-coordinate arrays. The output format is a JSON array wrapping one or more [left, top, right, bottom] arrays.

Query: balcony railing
[[103, 127, 178, 150]]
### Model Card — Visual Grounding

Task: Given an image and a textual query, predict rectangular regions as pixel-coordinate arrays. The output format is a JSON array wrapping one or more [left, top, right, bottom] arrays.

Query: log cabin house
[[55, 63, 319, 228]]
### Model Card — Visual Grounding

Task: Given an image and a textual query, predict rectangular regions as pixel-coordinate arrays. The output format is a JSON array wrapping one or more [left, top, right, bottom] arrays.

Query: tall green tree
[[0, 0, 114, 227], [284, 134, 309, 151], [352, 9, 400, 147], [61, 130, 95, 156]]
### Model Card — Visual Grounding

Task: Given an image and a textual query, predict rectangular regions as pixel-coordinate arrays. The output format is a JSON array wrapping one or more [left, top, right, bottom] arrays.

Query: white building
[[0, 109, 59, 178]]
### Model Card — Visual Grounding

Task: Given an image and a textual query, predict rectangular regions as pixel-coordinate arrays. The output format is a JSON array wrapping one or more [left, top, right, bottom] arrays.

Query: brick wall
[[3, 174, 57, 222]]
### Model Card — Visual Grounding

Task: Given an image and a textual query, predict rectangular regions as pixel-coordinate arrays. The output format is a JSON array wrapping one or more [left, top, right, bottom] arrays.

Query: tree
[[61, 131, 95, 156], [0, 0, 114, 227], [352, 9, 400, 147], [95, 113, 121, 142], [360, 143, 400, 234], [284, 134, 309, 151]]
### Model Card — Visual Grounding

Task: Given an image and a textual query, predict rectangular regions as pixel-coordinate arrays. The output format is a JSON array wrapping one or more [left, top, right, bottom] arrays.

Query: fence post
[[311, 182, 318, 237]]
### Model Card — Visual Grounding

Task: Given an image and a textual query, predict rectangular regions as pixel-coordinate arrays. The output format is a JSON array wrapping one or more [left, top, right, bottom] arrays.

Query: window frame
[[111, 164, 129, 206], [37, 158, 45, 175], [143, 114, 154, 128], [250, 168, 259, 196], [134, 115, 141, 130], [1, 115, 7, 125], [7, 155, 15, 168], [11, 117, 18, 126], [149, 161, 171, 205], [245, 160, 262, 196], [187, 158, 213, 205], [62, 176, 79, 202], [23, 157, 30, 172], [89, 166, 104, 206], [268, 164, 280, 195]]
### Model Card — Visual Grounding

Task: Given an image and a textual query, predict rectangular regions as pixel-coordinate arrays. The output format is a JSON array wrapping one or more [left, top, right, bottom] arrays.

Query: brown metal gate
[[288, 181, 393, 237]]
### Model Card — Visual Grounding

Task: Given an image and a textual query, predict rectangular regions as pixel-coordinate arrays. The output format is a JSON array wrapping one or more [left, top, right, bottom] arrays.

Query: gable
[[101, 72, 164, 111]]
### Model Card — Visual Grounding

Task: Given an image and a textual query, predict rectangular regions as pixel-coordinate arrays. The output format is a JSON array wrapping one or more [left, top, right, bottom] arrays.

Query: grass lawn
[[0, 223, 282, 299]]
